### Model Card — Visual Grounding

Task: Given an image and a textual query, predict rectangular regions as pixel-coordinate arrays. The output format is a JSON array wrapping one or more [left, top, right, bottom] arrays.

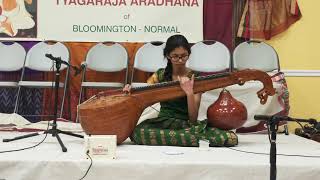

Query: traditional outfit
[[130, 69, 238, 147]]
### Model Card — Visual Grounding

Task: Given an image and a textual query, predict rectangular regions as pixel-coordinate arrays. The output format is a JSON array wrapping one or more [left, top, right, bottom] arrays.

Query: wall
[[267, 1, 320, 131]]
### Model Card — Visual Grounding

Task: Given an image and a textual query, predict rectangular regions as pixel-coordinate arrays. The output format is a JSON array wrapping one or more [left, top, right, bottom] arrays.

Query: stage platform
[[0, 132, 319, 180]]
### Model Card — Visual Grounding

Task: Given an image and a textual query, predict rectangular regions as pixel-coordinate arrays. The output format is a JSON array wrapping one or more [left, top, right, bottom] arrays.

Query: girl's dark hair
[[163, 34, 191, 81]]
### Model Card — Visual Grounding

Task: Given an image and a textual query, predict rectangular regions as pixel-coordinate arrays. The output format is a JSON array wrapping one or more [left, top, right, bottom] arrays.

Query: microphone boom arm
[[45, 53, 81, 76], [254, 115, 318, 127]]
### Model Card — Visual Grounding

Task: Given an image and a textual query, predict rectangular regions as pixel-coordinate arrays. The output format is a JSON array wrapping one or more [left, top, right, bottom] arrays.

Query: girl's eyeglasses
[[168, 54, 189, 61]]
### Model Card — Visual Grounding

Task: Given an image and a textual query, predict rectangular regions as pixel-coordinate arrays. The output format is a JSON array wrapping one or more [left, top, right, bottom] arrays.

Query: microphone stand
[[254, 115, 319, 180], [3, 54, 83, 152], [268, 116, 278, 180]]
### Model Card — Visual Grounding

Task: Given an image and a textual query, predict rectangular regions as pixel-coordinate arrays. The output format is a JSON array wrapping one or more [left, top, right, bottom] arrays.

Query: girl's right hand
[[123, 84, 131, 94], [178, 74, 194, 96]]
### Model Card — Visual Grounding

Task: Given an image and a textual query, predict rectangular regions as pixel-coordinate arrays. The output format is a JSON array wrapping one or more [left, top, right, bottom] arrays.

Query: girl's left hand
[[122, 84, 132, 94], [178, 74, 194, 96]]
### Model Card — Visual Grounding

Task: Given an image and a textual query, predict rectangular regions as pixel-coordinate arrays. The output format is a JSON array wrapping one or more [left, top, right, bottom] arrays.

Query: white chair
[[0, 42, 26, 113], [14, 41, 70, 119], [0, 42, 26, 87], [78, 42, 129, 103], [187, 40, 231, 72], [131, 42, 167, 87], [233, 41, 287, 132], [233, 40, 280, 72], [77, 42, 129, 122]]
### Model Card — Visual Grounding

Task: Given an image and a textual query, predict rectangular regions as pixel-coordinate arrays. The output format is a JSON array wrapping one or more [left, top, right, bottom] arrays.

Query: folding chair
[[14, 41, 70, 119], [78, 42, 128, 101], [0, 42, 26, 113], [187, 40, 231, 73], [76, 42, 129, 122], [233, 40, 280, 73], [0, 42, 26, 87], [131, 42, 167, 87], [233, 40, 288, 134]]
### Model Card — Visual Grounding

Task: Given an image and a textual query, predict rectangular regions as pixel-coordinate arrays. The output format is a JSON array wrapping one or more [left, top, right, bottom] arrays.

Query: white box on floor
[[84, 135, 117, 160]]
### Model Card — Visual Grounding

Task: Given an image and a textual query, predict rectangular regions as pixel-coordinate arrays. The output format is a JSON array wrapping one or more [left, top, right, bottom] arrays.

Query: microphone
[[73, 62, 86, 76], [45, 54, 85, 76], [45, 53, 61, 61], [45, 53, 68, 66], [80, 62, 87, 70]]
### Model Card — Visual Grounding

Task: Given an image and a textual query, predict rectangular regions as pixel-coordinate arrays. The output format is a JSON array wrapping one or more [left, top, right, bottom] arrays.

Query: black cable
[[142, 94, 320, 158], [277, 153, 320, 158], [227, 147, 271, 156], [267, 124, 272, 143], [262, 120, 320, 158], [138, 94, 320, 159], [48, 64, 55, 119], [227, 147, 320, 158], [0, 121, 50, 154], [0, 64, 60, 153], [79, 150, 93, 180], [149, 104, 160, 113], [128, 93, 320, 159], [294, 119, 305, 130]]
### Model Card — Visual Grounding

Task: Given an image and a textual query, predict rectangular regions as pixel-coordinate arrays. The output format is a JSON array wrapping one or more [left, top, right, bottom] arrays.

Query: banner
[[0, 0, 203, 42]]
